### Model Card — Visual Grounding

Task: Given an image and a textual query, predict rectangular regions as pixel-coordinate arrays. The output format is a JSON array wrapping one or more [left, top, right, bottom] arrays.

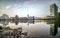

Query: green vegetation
[[55, 12, 60, 27], [57, 12, 60, 19], [55, 12, 60, 20], [54, 12, 60, 20]]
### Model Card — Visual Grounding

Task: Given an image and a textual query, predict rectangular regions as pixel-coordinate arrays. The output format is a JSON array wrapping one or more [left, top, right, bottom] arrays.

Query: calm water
[[0, 20, 60, 38]]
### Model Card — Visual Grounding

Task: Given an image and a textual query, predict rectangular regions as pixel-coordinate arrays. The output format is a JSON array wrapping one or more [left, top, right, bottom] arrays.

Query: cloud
[[5, 5, 12, 9]]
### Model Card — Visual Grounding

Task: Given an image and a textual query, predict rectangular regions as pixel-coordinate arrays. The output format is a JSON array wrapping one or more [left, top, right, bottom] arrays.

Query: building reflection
[[0, 19, 60, 37], [0, 19, 35, 26], [19, 20, 27, 23], [11, 20, 19, 25], [28, 20, 35, 25], [40, 19, 59, 36], [0, 20, 9, 27], [50, 24, 58, 36], [47, 19, 60, 36]]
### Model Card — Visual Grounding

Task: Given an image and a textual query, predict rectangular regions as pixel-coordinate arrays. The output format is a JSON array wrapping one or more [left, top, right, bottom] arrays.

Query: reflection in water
[[0, 20, 9, 26], [0, 19, 35, 26], [50, 24, 58, 36], [0, 19, 60, 38], [27, 20, 35, 25]]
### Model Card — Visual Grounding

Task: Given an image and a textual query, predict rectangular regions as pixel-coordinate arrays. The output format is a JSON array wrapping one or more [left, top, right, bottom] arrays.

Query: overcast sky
[[0, 0, 60, 17]]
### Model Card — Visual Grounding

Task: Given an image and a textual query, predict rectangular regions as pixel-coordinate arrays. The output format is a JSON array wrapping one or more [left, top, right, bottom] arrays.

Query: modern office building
[[50, 4, 58, 16]]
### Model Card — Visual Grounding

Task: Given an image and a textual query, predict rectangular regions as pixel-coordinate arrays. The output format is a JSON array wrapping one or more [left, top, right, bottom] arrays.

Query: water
[[0, 20, 60, 38]]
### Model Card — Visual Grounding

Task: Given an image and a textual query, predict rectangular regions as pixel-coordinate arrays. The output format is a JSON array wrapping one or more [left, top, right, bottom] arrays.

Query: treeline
[[55, 12, 60, 27], [55, 12, 60, 20]]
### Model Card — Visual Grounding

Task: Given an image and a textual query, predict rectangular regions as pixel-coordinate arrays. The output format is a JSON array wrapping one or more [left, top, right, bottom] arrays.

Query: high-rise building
[[27, 14, 29, 18], [50, 4, 58, 16]]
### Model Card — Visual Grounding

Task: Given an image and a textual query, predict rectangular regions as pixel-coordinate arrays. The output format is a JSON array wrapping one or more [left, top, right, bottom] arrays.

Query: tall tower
[[27, 14, 29, 18], [50, 4, 58, 16]]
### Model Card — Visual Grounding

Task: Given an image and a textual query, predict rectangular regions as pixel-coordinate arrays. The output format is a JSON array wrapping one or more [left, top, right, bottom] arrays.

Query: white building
[[0, 14, 9, 19]]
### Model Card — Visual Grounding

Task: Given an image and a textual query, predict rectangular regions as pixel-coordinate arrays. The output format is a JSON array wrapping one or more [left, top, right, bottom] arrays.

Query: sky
[[0, 0, 60, 17]]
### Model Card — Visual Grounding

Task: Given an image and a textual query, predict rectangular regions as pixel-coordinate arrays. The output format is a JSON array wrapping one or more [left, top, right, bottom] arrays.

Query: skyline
[[0, 1, 60, 38], [0, 0, 60, 17]]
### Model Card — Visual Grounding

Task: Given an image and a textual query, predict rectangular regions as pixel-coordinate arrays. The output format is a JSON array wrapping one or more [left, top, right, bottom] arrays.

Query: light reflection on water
[[0, 20, 60, 38]]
